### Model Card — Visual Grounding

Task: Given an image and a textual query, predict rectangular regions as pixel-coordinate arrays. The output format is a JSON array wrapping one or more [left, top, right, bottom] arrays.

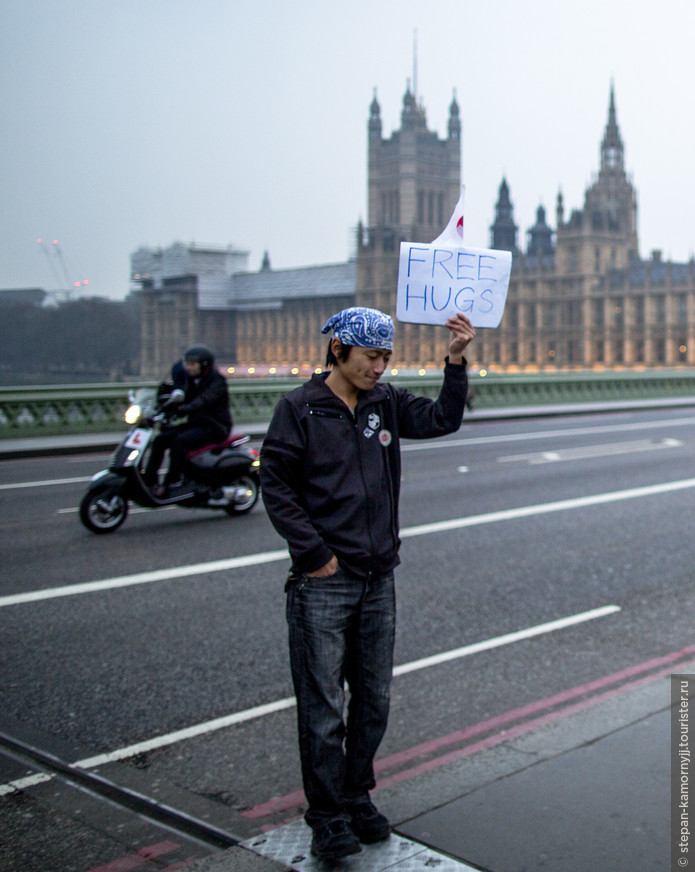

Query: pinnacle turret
[[600, 83, 624, 173], [369, 89, 382, 139], [448, 90, 461, 140], [490, 177, 518, 252]]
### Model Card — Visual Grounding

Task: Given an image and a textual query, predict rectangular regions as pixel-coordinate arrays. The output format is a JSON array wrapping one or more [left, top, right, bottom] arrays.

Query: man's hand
[[445, 313, 476, 364], [306, 555, 339, 577]]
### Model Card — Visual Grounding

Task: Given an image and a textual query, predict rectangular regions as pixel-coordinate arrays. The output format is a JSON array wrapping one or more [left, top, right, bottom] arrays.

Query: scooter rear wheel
[[80, 485, 129, 533]]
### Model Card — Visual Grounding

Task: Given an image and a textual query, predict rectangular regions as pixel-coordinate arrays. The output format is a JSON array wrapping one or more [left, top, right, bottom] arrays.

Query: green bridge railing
[[2, 370, 695, 438]]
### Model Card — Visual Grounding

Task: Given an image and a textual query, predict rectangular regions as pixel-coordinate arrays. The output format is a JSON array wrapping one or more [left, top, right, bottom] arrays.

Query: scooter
[[79, 387, 260, 533]]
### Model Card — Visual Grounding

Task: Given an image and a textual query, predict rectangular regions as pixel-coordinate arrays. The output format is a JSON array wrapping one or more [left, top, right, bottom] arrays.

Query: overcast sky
[[2, 0, 694, 299]]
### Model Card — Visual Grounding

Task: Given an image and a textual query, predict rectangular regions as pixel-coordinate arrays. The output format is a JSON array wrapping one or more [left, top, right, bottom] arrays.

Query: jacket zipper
[[354, 414, 378, 560]]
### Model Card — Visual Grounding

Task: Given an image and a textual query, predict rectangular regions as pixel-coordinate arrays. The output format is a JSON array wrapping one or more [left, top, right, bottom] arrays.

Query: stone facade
[[134, 84, 695, 379], [136, 251, 355, 379], [480, 86, 695, 371]]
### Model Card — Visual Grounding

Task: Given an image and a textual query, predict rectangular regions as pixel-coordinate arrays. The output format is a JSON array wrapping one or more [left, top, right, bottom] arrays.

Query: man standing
[[260, 307, 475, 860]]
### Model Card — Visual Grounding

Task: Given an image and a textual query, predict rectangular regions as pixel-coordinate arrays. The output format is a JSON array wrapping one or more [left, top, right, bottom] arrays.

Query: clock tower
[[556, 84, 639, 276]]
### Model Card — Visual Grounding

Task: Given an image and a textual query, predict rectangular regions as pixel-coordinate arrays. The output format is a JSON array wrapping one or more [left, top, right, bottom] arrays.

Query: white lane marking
[[402, 415, 695, 451], [499, 437, 683, 465], [0, 604, 620, 791], [56, 505, 178, 515], [0, 773, 53, 796], [399, 477, 695, 539], [68, 455, 113, 463], [0, 476, 90, 490], [0, 551, 290, 607], [74, 696, 300, 768], [391, 605, 620, 676], [4, 477, 695, 608]]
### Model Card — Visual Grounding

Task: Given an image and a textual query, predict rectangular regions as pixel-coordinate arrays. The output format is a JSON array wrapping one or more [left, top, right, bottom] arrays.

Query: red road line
[[242, 642, 695, 819], [373, 641, 695, 771], [83, 841, 180, 872], [243, 787, 305, 820], [374, 663, 675, 790]]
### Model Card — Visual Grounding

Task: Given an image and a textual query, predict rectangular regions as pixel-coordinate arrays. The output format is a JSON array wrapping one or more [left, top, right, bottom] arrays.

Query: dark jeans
[[286, 566, 396, 827], [145, 424, 219, 486]]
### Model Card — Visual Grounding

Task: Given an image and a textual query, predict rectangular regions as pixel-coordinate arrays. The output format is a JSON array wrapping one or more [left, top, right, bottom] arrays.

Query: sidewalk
[[3, 395, 695, 459], [183, 661, 681, 872]]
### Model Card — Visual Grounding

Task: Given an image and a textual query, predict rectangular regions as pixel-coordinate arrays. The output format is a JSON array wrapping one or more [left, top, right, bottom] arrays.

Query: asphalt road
[[2, 407, 695, 870]]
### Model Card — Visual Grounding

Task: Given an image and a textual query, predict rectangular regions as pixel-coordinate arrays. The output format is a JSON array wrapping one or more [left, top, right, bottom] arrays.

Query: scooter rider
[[144, 345, 232, 498]]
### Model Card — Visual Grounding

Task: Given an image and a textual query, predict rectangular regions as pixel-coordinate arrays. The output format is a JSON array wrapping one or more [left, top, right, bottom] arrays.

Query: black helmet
[[184, 345, 215, 372]]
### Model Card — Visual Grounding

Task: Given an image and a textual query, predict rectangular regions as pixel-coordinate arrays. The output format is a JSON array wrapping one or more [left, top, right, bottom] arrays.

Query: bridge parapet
[[1, 371, 695, 437]]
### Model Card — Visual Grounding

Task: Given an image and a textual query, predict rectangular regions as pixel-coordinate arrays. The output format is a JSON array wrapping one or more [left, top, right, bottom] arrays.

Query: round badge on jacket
[[379, 429, 392, 446]]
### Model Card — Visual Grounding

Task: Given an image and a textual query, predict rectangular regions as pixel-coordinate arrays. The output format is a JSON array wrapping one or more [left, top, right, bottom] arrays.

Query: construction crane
[[36, 238, 89, 298]]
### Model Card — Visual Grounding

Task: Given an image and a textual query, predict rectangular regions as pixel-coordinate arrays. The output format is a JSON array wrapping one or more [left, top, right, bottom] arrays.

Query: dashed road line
[[4, 477, 695, 608]]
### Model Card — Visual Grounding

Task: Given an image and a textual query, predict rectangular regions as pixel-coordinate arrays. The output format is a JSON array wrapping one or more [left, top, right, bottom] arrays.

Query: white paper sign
[[396, 186, 512, 328]]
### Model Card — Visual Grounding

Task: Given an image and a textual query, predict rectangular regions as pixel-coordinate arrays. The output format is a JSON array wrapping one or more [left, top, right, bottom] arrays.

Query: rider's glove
[[162, 389, 185, 411]]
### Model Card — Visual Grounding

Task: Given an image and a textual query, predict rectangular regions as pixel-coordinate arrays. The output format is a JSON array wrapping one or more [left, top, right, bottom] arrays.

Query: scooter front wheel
[[223, 475, 259, 515], [80, 485, 129, 533]]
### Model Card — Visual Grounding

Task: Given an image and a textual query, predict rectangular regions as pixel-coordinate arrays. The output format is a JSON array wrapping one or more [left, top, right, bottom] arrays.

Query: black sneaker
[[347, 798, 391, 844], [310, 819, 362, 860]]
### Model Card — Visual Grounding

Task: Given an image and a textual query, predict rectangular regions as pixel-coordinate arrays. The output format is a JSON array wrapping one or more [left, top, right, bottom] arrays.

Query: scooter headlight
[[125, 404, 142, 424]]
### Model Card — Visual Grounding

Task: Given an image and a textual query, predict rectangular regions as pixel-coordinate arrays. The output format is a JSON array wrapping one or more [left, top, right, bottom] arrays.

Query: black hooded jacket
[[260, 359, 468, 577], [179, 368, 232, 440]]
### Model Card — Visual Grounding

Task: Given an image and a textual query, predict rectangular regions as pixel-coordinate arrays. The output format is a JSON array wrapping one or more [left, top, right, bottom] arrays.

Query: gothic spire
[[401, 80, 426, 128], [600, 82, 624, 173], [448, 89, 461, 140], [369, 88, 382, 139], [490, 177, 518, 252], [527, 204, 554, 258]]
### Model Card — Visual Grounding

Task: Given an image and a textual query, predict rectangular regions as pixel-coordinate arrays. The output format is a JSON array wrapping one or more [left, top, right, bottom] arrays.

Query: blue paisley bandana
[[321, 307, 394, 350]]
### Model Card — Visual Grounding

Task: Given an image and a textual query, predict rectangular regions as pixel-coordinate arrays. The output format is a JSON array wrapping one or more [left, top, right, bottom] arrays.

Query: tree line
[[0, 296, 141, 384]]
